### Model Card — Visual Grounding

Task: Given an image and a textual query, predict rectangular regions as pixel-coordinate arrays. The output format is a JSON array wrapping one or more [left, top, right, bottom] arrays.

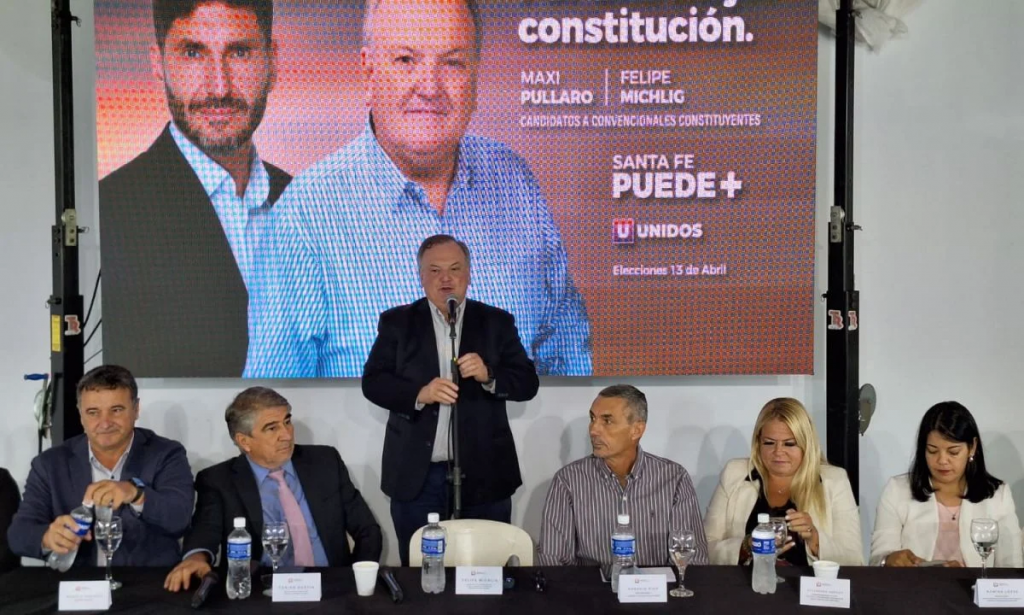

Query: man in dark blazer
[[362, 234, 540, 565], [164, 387, 382, 592], [0, 468, 21, 573], [7, 365, 194, 568], [98, 0, 290, 377]]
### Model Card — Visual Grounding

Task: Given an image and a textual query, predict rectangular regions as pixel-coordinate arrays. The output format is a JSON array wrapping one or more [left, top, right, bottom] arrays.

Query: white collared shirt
[[426, 301, 464, 462], [88, 433, 142, 565], [412, 300, 498, 461]]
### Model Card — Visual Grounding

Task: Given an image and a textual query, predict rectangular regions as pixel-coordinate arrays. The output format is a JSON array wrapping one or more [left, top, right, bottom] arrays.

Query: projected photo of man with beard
[[99, 0, 290, 377]]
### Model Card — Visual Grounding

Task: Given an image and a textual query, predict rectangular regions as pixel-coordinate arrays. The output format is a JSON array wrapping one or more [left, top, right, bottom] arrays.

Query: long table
[[2, 565, 1021, 614]]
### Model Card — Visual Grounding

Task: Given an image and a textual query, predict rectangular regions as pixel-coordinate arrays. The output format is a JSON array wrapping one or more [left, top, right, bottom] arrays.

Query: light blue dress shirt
[[246, 458, 328, 568], [168, 122, 274, 295], [244, 120, 592, 377]]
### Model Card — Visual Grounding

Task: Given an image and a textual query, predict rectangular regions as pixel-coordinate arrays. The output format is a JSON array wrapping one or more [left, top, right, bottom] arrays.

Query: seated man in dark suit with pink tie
[[164, 387, 382, 591]]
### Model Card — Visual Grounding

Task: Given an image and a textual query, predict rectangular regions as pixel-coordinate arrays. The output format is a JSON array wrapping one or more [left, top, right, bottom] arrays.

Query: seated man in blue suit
[[0, 467, 20, 573], [7, 365, 194, 567]]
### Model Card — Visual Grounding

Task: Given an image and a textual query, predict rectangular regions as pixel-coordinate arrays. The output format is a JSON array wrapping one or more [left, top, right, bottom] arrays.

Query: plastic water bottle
[[225, 517, 252, 599], [610, 513, 637, 594], [421, 512, 447, 594], [47, 501, 94, 572], [751, 513, 777, 595]]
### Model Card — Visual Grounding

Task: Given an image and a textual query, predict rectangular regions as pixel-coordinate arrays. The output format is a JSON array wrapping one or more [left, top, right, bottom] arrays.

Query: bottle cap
[[617, 514, 630, 525], [427, 512, 440, 524], [233, 517, 246, 528], [757, 513, 770, 523]]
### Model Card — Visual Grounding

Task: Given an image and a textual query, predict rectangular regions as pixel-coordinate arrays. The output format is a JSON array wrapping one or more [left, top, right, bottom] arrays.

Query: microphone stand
[[447, 316, 464, 519]]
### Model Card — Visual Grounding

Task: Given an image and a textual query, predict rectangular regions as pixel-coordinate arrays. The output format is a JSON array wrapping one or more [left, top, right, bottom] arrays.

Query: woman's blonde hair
[[749, 398, 827, 522]]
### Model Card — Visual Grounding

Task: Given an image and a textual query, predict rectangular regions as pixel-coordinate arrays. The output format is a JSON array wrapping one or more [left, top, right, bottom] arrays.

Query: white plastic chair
[[409, 519, 534, 566]]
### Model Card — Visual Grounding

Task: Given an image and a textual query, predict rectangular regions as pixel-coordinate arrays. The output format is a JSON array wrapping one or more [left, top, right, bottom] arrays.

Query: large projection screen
[[96, 0, 817, 378]]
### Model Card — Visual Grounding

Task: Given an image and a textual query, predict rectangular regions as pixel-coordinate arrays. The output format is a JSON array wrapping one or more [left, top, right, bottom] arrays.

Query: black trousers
[[390, 462, 512, 566]]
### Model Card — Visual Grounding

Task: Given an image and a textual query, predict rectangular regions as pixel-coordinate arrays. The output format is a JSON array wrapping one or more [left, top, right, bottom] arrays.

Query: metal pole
[[48, 0, 84, 444], [448, 330, 462, 519], [825, 0, 860, 500]]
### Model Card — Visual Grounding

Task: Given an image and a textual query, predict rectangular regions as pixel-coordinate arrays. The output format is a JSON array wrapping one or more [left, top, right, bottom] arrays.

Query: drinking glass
[[261, 522, 290, 596], [769, 516, 788, 584], [971, 518, 998, 578], [95, 516, 123, 590], [668, 530, 696, 598]]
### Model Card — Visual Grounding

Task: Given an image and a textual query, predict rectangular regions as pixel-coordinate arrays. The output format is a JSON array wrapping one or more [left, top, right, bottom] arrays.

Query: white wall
[[851, 0, 1024, 551], [1, 0, 1021, 566]]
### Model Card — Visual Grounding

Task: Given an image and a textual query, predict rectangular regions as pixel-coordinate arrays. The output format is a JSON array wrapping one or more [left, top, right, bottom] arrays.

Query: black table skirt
[[1, 565, 1022, 614]]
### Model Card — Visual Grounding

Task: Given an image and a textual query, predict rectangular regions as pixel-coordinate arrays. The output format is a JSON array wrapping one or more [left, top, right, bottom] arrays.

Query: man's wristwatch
[[129, 477, 146, 504], [484, 365, 495, 386]]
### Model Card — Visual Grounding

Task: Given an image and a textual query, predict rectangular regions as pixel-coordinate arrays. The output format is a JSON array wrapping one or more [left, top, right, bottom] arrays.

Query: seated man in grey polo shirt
[[537, 384, 708, 566]]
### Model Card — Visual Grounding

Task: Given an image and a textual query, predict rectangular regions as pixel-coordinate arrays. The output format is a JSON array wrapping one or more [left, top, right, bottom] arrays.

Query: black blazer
[[98, 123, 291, 377], [183, 445, 382, 566], [362, 298, 540, 506], [0, 468, 20, 573]]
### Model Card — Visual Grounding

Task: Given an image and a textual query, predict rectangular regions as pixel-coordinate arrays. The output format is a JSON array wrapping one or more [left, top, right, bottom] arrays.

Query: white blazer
[[704, 458, 864, 566], [869, 474, 1022, 567]]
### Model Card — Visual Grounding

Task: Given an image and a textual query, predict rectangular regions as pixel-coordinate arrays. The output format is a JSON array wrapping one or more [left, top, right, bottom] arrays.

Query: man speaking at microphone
[[363, 234, 539, 566]]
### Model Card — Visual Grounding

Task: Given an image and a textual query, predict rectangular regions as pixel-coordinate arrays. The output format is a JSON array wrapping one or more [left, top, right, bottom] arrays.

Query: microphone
[[191, 570, 220, 609], [446, 294, 458, 326], [379, 567, 404, 603], [503, 554, 520, 590], [532, 569, 547, 593]]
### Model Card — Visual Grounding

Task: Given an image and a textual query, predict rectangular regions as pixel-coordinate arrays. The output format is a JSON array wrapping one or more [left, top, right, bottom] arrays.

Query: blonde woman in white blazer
[[871, 401, 1022, 568], [704, 398, 863, 566]]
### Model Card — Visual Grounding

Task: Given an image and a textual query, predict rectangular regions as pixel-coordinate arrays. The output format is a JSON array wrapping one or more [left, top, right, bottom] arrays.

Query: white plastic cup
[[353, 561, 380, 597], [812, 560, 840, 579]]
